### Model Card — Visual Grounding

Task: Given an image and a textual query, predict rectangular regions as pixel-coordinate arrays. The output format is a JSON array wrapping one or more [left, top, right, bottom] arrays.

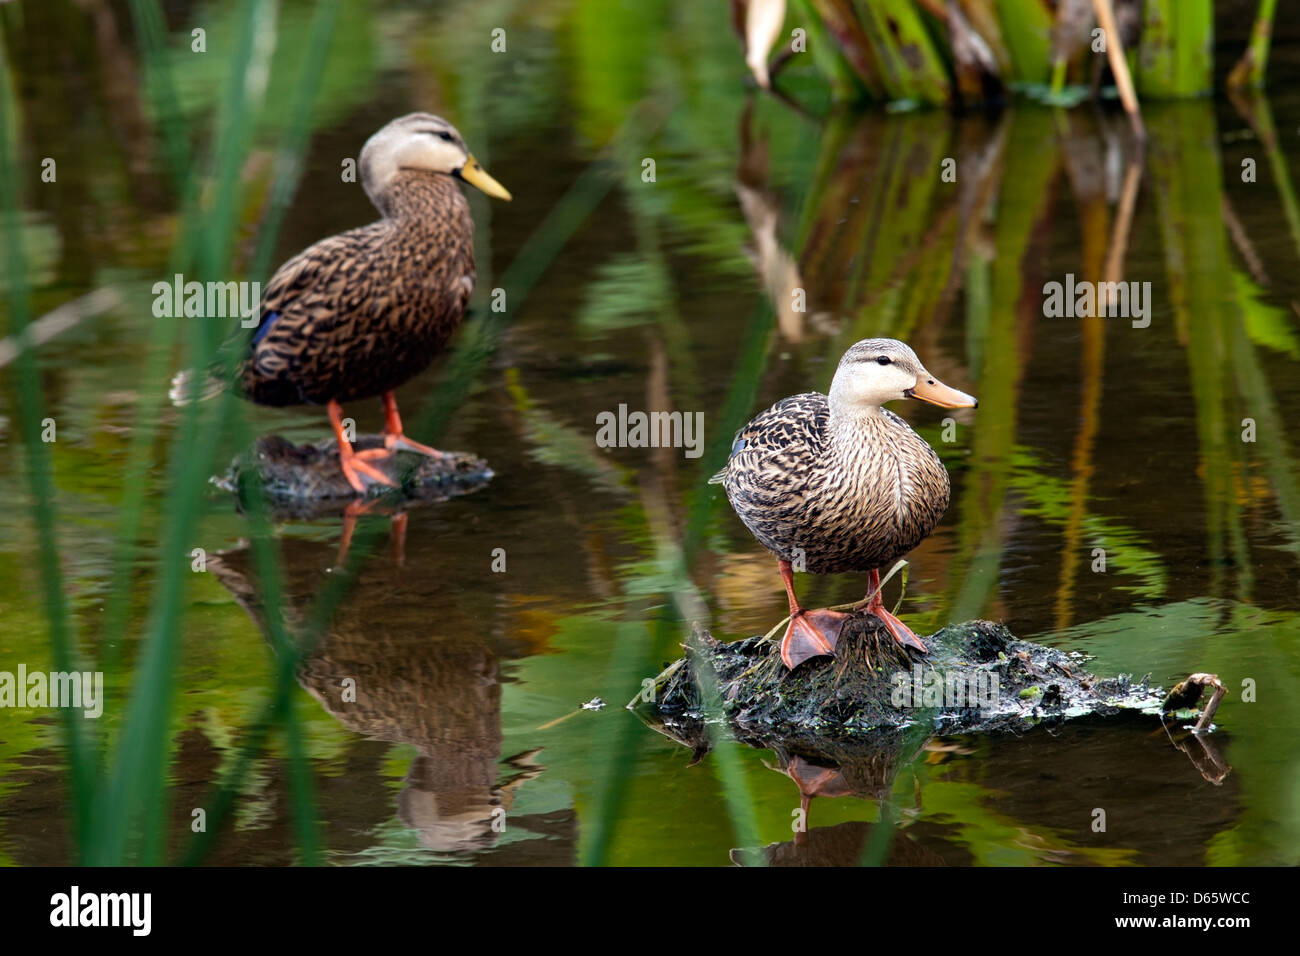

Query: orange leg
[[328, 400, 396, 494], [337, 496, 378, 567], [863, 567, 927, 653], [777, 559, 849, 670], [381, 391, 441, 457], [335, 501, 407, 568]]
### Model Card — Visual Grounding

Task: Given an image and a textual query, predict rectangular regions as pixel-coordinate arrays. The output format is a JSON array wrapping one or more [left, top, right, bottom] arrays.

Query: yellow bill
[[458, 154, 512, 201]]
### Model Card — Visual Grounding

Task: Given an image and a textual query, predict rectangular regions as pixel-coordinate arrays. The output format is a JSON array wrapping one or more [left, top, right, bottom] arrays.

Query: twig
[[1194, 679, 1227, 733], [825, 558, 909, 612], [1091, 0, 1145, 141]]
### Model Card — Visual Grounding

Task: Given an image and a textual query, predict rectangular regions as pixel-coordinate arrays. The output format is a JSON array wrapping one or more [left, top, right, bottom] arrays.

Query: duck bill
[[457, 154, 512, 201], [908, 376, 978, 409]]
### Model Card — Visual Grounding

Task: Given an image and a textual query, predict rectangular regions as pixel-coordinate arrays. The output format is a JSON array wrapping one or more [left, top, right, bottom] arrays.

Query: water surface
[[1, 0, 1298, 866]]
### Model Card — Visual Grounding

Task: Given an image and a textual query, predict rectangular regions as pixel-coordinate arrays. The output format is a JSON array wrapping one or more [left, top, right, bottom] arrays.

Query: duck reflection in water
[[206, 532, 574, 861]]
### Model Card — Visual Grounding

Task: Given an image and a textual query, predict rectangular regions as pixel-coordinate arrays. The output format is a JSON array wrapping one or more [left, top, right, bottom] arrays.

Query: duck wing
[[709, 392, 829, 485], [247, 223, 389, 362]]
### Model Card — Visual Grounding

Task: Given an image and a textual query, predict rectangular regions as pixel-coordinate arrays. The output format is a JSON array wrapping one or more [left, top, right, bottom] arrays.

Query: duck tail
[[707, 467, 727, 486], [168, 367, 224, 406]]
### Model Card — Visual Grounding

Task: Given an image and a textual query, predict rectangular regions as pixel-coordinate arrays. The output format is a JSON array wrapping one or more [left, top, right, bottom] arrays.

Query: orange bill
[[908, 375, 978, 409]]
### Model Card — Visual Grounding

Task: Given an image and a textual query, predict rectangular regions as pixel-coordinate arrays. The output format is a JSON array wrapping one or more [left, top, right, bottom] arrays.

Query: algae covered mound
[[213, 433, 493, 517], [632, 614, 1167, 751]]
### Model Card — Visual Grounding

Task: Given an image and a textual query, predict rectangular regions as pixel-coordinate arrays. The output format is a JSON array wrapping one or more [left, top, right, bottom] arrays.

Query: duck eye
[[434, 131, 454, 142], [876, 356, 892, 366]]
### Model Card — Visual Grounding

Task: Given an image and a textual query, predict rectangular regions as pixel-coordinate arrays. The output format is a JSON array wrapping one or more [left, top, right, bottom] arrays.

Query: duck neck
[[374, 169, 470, 227], [827, 380, 886, 440], [828, 410, 892, 469]]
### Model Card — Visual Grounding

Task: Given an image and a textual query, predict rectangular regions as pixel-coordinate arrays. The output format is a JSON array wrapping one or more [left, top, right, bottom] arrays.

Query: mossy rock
[[213, 433, 493, 518], [632, 614, 1168, 761]]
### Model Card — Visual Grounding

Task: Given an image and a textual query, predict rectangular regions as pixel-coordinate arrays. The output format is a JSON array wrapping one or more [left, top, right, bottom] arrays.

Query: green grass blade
[[0, 25, 95, 859]]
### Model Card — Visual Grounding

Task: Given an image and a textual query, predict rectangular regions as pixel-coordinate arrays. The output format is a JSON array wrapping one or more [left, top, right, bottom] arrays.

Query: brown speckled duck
[[712, 339, 977, 669], [170, 113, 511, 492]]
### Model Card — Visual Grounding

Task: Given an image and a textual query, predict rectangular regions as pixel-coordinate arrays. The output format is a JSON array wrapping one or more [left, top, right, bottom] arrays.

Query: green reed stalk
[[792, 0, 872, 99], [206, 0, 344, 867], [995, 0, 1053, 84], [854, 0, 950, 104], [164, 0, 342, 866], [583, 302, 779, 867], [1137, 0, 1212, 98], [98, 0, 206, 728], [805, 0, 886, 99], [0, 27, 95, 857], [1227, 0, 1277, 91], [92, 0, 274, 866]]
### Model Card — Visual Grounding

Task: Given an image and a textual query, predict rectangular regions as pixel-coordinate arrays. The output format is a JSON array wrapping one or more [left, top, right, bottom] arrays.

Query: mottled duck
[[170, 112, 511, 493], [713, 338, 977, 669]]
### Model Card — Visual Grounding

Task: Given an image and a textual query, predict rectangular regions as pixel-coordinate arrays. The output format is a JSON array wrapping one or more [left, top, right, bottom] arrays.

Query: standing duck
[[170, 113, 511, 492], [713, 339, 977, 669]]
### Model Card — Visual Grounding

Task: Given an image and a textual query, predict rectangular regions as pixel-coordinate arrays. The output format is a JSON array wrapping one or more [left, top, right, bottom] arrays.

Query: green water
[[1, 0, 1298, 866]]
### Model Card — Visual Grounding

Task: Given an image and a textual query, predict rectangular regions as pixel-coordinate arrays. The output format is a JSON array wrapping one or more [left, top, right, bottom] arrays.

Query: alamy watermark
[[152, 273, 261, 327], [1, 664, 104, 718], [50, 886, 150, 935], [595, 404, 704, 459], [1043, 273, 1151, 328], [890, 664, 998, 711]]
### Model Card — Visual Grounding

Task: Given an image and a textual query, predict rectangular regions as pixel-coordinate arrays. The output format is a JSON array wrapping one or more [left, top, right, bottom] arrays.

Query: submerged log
[[212, 433, 493, 519], [632, 613, 1219, 764]]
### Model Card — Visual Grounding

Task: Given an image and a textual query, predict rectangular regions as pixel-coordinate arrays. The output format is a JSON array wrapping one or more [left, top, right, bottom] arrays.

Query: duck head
[[360, 112, 512, 210], [829, 338, 977, 416]]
